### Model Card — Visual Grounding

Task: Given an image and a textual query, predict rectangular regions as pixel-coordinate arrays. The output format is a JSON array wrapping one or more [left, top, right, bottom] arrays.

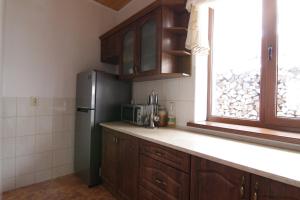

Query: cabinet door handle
[[240, 186, 245, 198], [115, 137, 119, 144], [155, 178, 166, 186], [154, 151, 164, 157], [240, 176, 245, 198], [253, 192, 258, 200], [253, 182, 259, 200]]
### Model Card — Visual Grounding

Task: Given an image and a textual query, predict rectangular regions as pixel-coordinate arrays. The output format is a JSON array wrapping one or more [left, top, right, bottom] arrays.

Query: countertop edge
[[100, 123, 300, 188]]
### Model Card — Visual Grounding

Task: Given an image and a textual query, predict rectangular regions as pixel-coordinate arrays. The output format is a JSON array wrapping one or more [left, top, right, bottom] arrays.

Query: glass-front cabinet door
[[121, 28, 135, 77], [138, 11, 160, 75]]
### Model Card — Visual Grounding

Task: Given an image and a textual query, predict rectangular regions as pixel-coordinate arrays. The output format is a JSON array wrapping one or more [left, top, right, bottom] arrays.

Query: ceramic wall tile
[[2, 117, 17, 138], [35, 134, 52, 153], [64, 115, 75, 132], [36, 116, 52, 134], [16, 135, 35, 156], [35, 152, 52, 171], [16, 117, 36, 136], [52, 115, 64, 132], [16, 155, 36, 176], [52, 164, 74, 179], [53, 148, 73, 167], [178, 77, 195, 101], [2, 97, 17, 117], [2, 138, 16, 158], [17, 97, 36, 117], [53, 98, 66, 115], [2, 158, 16, 179], [16, 173, 35, 188], [132, 76, 196, 127], [1, 97, 76, 191], [53, 132, 72, 150], [35, 170, 52, 184], [164, 79, 181, 101], [175, 101, 194, 127], [65, 98, 75, 115], [37, 98, 53, 116], [2, 177, 16, 192]]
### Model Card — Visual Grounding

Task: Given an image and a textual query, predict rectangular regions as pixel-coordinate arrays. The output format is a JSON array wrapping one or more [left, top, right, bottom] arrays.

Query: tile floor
[[2, 174, 116, 200]]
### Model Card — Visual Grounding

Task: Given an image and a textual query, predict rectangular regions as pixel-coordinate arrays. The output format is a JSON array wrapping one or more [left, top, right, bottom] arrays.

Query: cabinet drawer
[[140, 141, 190, 173], [139, 155, 190, 200], [139, 186, 161, 200]]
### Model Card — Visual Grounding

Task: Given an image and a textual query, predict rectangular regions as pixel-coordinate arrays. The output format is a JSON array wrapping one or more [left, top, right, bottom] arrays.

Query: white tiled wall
[[1, 97, 75, 192], [132, 76, 195, 127]]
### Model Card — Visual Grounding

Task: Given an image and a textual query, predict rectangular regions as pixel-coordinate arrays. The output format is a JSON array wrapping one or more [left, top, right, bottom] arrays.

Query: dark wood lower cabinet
[[102, 129, 118, 191], [102, 127, 300, 200], [139, 155, 190, 200], [251, 175, 300, 200], [190, 157, 250, 200], [117, 133, 139, 200], [101, 128, 139, 200]]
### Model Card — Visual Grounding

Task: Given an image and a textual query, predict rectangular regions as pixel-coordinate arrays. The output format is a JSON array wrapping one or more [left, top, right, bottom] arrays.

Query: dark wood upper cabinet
[[101, 128, 139, 200], [100, 0, 191, 81], [101, 32, 120, 65], [136, 9, 161, 76], [251, 175, 300, 200], [191, 157, 250, 200]]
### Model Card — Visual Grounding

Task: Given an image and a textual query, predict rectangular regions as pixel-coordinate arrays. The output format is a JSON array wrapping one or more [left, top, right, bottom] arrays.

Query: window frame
[[206, 0, 300, 132]]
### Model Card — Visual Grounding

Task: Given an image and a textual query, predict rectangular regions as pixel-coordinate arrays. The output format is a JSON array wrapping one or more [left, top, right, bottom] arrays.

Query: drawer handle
[[240, 176, 245, 198], [155, 178, 166, 186], [155, 151, 164, 157], [253, 192, 258, 200]]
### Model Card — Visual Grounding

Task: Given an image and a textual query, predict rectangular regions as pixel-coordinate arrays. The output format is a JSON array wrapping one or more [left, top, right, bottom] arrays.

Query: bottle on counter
[[158, 105, 168, 127], [167, 102, 176, 127]]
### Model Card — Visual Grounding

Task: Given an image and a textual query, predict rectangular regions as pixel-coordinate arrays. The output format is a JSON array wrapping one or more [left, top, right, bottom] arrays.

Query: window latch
[[268, 45, 273, 61]]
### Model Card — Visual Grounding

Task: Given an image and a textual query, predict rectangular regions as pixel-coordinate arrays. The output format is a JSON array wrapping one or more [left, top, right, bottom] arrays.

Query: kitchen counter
[[101, 122, 300, 188]]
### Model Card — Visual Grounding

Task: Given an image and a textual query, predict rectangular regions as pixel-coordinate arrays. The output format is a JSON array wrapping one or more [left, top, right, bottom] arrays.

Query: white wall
[[116, 0, 155, 23], [3, 0, 116, 98], [1, 0, 116, 192], [0, 0, 5, 198]]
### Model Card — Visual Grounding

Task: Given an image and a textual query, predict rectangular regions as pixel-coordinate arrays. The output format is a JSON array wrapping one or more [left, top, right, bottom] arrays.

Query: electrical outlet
[[31, 96, 38, 107]]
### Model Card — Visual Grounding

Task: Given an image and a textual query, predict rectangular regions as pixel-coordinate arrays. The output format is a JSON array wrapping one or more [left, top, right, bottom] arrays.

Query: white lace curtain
[[185, 0, 215, 55]]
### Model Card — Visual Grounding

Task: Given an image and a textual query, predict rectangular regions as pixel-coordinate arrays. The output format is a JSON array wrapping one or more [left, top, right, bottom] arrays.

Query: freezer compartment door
[[74, 108, 95, 185], [76, 70, 96, 109]]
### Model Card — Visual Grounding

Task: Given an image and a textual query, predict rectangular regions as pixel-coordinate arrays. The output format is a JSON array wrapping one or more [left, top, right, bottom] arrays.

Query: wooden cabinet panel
[[101, 128, 118, 191], [102, 128, 139, 200], [190, 157, 250, 200], [251, 175, 300, 200], [139, 186, 161, 200], [136, 9, 161, 76], [139, 155, 189, 200], [140, 140, 190, 173], [120, 26, 137, 79], [101, 33, 120, 65], [117, 133, 139, 200]]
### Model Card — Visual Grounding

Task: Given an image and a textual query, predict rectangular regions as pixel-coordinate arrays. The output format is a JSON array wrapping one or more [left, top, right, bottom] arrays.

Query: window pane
[[211, 0, 262, 120], [277, 0, 300, 119]]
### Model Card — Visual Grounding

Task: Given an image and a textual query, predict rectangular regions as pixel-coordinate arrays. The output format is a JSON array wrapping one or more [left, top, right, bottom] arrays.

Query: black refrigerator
[[74, 70, 131, 186]]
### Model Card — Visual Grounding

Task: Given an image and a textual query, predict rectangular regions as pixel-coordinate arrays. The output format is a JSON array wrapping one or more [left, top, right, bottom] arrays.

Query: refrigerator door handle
[[77, 108, 92, 112]]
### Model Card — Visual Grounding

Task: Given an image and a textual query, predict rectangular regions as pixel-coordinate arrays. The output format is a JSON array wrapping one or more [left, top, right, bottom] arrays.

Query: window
[[207, 0, 300, 131]]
